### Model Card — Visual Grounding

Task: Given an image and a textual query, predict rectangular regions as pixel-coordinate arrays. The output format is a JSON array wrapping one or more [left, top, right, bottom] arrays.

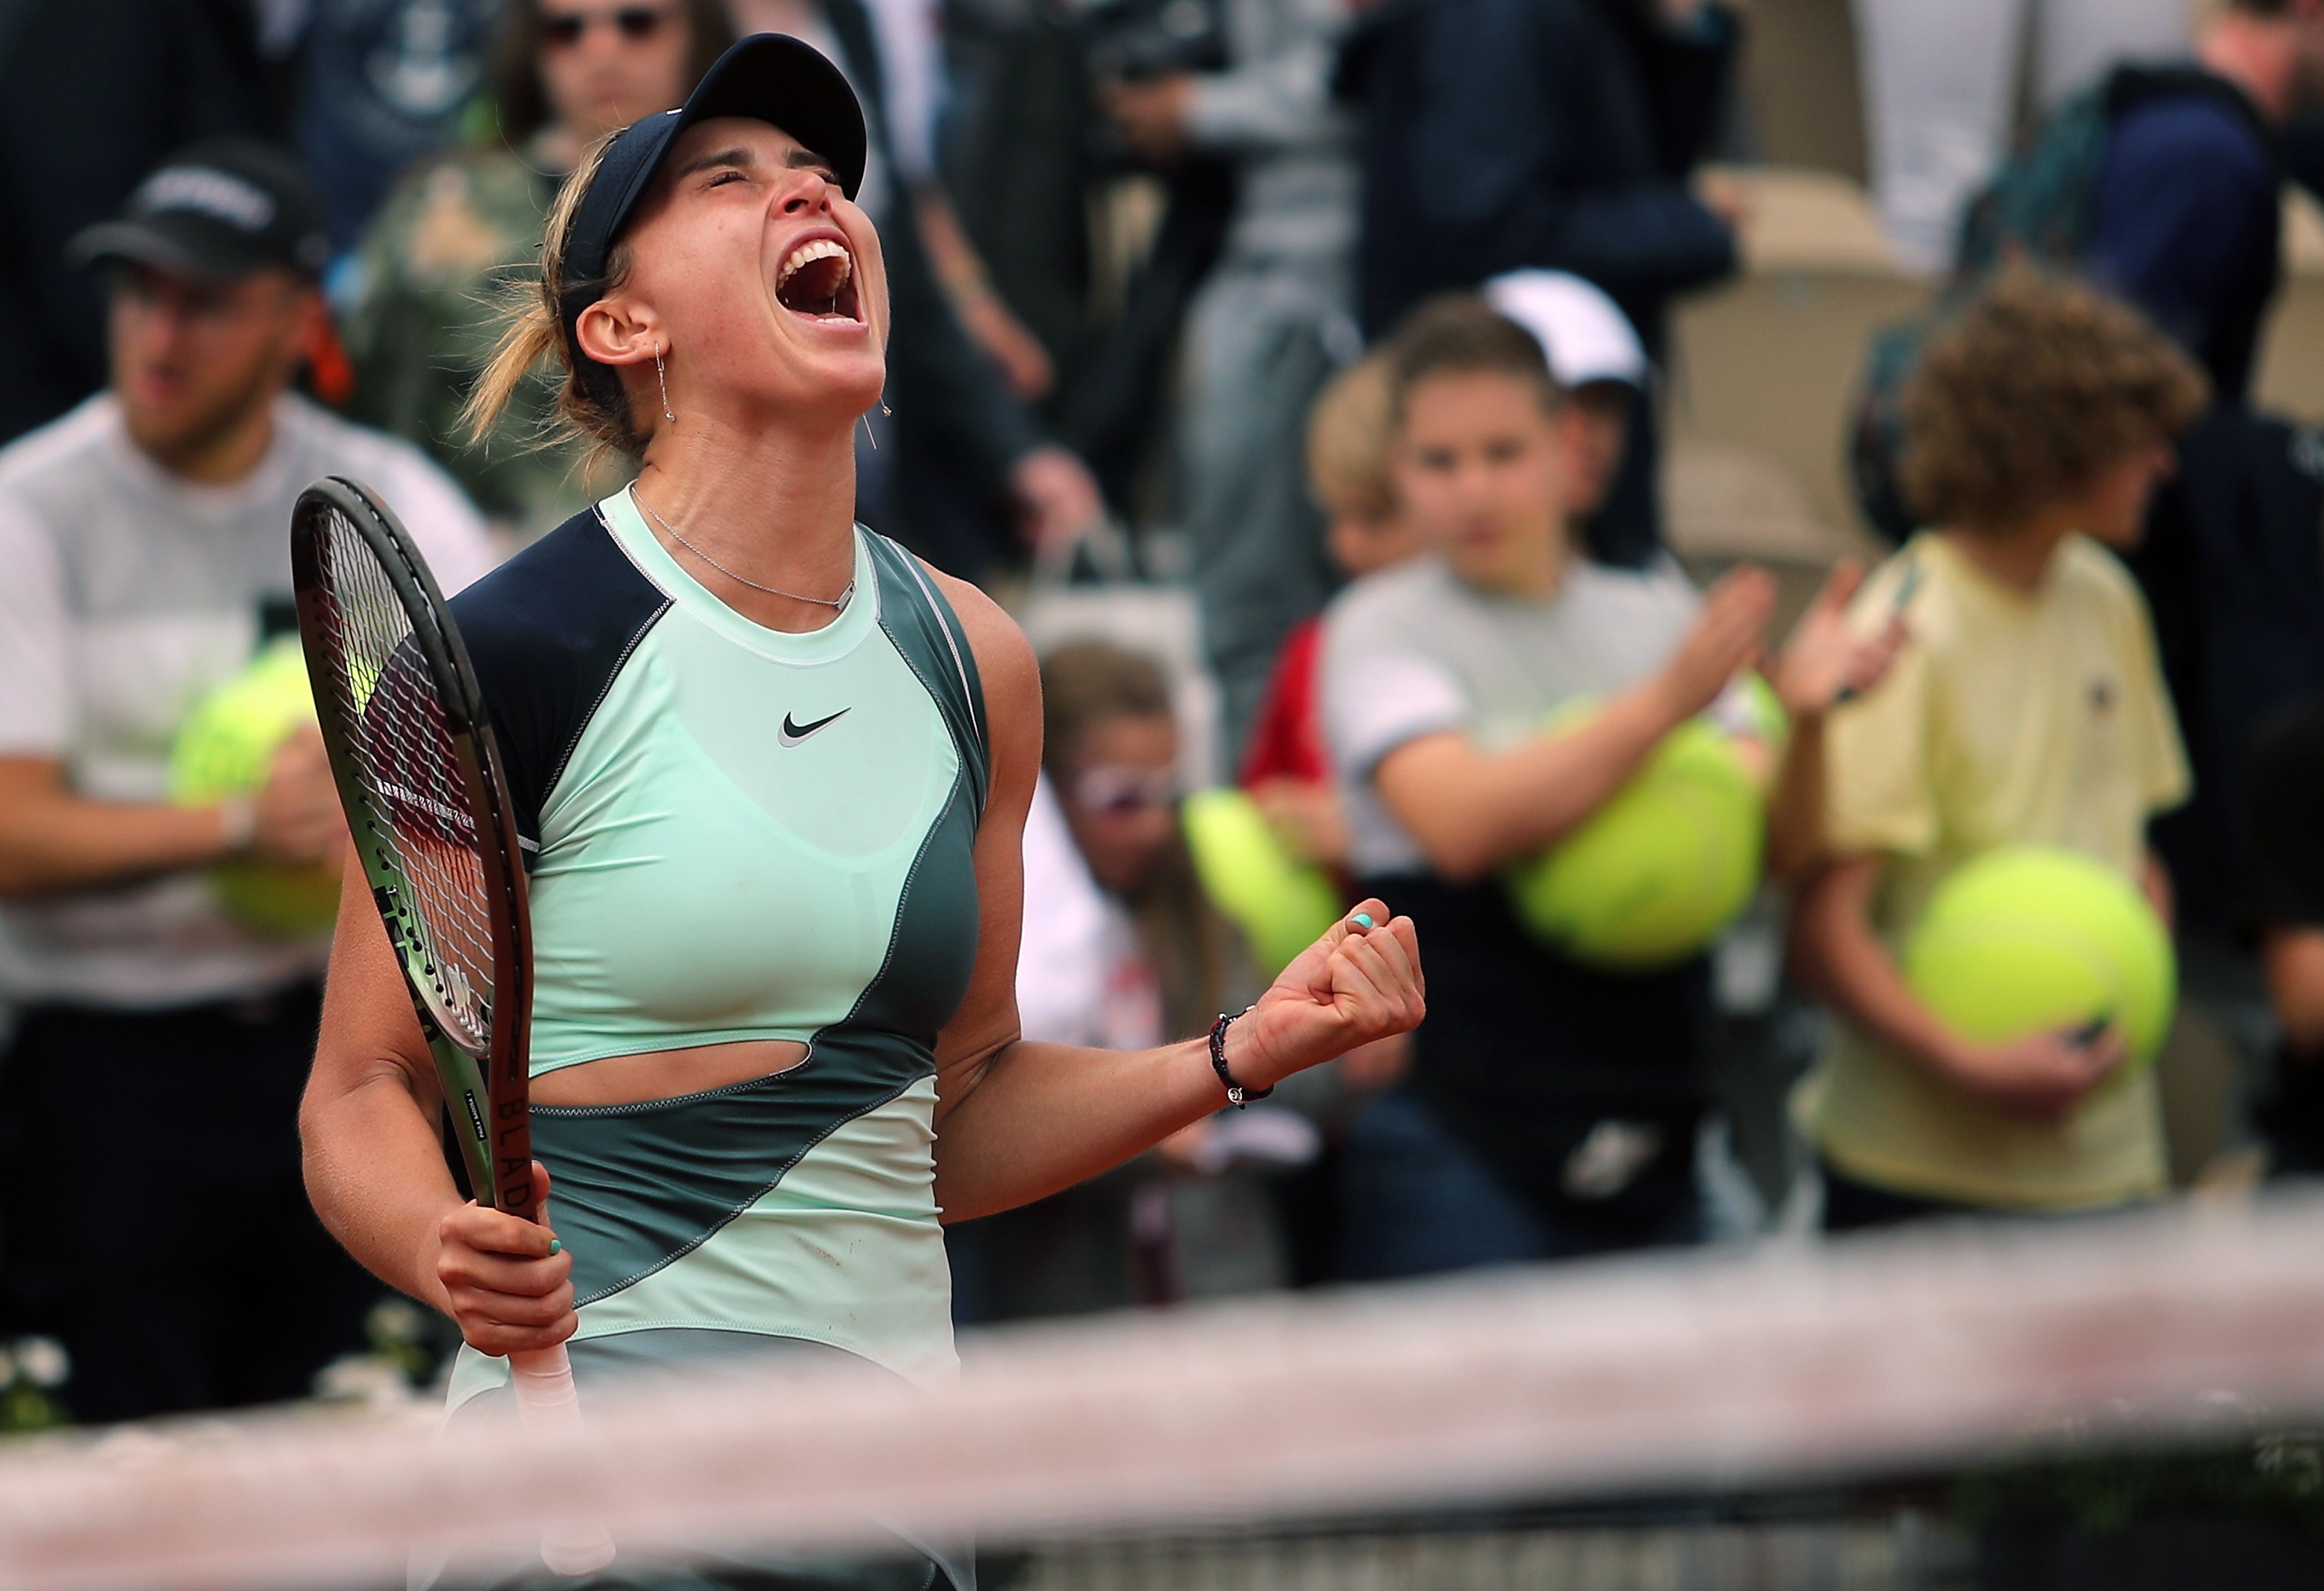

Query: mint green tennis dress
[[440, 489, 987, 1415]]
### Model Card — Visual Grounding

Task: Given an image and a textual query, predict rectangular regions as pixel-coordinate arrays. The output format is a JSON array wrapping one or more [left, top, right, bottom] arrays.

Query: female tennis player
[[300, 33, 1422, 1588]]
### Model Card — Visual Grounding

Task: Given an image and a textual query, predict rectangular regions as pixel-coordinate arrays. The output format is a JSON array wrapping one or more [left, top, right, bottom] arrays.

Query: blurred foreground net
[[6, 1195, 2324, 1590]]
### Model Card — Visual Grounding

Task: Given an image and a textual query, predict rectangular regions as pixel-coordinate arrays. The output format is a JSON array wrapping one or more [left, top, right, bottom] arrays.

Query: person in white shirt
[[0, 139, 496, 1424]]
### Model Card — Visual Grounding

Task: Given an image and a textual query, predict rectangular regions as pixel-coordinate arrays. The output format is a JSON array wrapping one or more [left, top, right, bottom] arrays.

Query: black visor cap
[[562, 33, 867, 293]]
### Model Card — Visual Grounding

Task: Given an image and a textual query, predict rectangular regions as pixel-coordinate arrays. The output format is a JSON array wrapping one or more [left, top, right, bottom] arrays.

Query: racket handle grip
[[511, 1345, 618, 1577]]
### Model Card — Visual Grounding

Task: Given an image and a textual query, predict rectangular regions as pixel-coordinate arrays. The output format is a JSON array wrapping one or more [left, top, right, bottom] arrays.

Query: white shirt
[[1014, 774, 1164, 1052], [0, 392, 497, 1007]]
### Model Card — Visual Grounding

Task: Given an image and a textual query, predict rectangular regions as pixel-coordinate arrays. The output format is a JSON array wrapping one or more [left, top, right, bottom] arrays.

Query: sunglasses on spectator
[[1071, 767, 1179, 815], [541, 4, 671, 46]]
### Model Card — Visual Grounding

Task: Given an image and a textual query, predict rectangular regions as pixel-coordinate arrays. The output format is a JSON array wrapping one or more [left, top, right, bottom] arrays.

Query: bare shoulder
[[924, 563, 1041, 723]]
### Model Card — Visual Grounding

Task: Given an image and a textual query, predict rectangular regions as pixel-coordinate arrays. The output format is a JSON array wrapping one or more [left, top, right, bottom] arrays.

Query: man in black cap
[[0, 139, 496, 1422]]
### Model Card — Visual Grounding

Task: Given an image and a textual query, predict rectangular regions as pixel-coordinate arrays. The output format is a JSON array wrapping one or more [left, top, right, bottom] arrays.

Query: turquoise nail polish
[[547, 1239, 564, 1256], [1351, 912, 1375, 929]]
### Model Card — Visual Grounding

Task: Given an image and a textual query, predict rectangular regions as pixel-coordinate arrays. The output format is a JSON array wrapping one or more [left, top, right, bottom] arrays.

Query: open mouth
[[774, 237, 861, 323]]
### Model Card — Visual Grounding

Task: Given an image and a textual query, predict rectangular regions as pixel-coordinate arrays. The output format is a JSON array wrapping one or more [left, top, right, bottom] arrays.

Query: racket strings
[[310, 504, 500, 1054]]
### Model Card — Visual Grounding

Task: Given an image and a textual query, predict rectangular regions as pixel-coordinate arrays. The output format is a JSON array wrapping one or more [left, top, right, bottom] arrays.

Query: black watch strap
[[1209, 1008, 1271, 1107]]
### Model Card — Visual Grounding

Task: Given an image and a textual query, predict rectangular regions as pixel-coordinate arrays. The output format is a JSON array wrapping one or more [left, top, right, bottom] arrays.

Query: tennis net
[[5, 1191, 2324, 1590]]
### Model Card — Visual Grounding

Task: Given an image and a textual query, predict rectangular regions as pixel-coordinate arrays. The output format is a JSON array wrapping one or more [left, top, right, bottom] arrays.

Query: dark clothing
[[2131, 411, 2324, 930], [1338, 1087, 1701, 1279], [2085, 78, 2280, 407], [2078, 69, 2304, 933], [822, 0, 1045, 579], [0, 0, 274, 443], [1352, 871, 1713, 1244], [0, 986, 380, 1423], [1818, 1159, 1978, 1234], [295, 0, 504, 252], [1337, 0, 1737, 347], [1579, 382, 1662, 571], [2246, 695, 2324, 1174]]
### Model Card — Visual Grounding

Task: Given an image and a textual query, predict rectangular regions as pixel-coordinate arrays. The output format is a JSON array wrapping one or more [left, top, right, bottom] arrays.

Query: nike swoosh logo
[[778, 707, 849, 747]]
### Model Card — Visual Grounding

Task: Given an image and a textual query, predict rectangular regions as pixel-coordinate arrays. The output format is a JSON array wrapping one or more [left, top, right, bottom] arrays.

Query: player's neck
[[632, 412, 862, 632]]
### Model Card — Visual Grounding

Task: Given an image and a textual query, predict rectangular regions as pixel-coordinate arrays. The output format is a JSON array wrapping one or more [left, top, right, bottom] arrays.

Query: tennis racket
[[292, 476, 615, 1577]]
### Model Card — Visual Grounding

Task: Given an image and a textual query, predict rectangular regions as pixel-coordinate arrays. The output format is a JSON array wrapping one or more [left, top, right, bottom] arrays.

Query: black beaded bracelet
[[1209, 1007, 1271, 1107]]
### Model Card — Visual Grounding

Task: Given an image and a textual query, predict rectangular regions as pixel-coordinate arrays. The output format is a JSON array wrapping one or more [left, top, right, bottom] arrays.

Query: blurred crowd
[[8, 0, 2324, 1427]]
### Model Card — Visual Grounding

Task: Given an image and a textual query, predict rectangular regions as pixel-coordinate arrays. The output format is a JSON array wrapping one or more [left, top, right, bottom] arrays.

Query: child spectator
[[1791, 271, 2207, 1228], [1321, 297, 1895, 1275], [1244, 276, 1648, 876]]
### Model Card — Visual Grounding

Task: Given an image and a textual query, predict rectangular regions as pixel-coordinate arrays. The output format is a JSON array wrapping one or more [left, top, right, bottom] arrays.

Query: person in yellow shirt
[[1792, 271, 2208, 1227]]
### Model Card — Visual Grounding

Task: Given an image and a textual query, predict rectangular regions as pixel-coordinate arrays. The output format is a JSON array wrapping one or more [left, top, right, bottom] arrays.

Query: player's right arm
[[1371, 569, 1771, 882], [301, 850, 573, 1356], [1789, 852, 2123, 1121]]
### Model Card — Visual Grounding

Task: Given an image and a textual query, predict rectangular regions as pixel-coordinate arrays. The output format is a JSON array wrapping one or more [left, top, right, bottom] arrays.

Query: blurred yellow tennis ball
[[169, 636, 340, 937], [1183, 789, 1343, 976], [1903, 844, 2175, 1070], [1504, 697, 1769, 969]]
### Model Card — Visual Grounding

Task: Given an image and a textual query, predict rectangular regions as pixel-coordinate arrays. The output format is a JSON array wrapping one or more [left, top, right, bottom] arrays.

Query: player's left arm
[[923, 570, 1424, 1224]]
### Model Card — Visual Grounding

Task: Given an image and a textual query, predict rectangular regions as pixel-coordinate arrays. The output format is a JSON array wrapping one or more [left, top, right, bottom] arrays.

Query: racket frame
[[292, 476, 539, 1220]]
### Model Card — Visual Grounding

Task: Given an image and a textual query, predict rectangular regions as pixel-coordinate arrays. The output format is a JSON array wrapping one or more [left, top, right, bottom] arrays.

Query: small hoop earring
[[655, 346, 676, 426]]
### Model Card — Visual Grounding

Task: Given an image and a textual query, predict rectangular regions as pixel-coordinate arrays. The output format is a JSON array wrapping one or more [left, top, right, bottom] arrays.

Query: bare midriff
[[531, 1038, 812, 1106]]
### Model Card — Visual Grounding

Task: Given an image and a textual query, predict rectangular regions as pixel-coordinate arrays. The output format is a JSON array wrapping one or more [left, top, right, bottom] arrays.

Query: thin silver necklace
[[631, 487, 855, 611]]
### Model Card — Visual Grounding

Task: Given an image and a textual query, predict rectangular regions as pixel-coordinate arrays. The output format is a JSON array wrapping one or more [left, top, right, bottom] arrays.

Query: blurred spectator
[[1852, 0, 2190, 275], [933, 0, 1095, 418], [1320, 299, 1891, 1276], [1849, 2, 2324, 935], [1240, 284, 1659, 880], [2247, 694, 2324, 1180], [858, 0, 1060, 405], [295, 0, 510, 253], [1093, 0, 1358, 762], [1240, 352, 1415, 870], [951, 640, 1301, 1319], [1792, 273, 2204, 1231], [2104, 0, 2324, 934], [2081, 0, 2324, 410], [733, 0, 1103, 577], [1482, 268, 1650, 566], [1336, 0, 1737, 354], [342, 0, 733, 543], [1335, 0, 1740, 586], [0, 0, 274, 445], [0, 141, 496, 1421]]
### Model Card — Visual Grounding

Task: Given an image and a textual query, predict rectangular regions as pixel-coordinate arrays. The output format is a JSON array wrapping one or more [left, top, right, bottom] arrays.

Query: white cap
[[1483, 270, 1647, 390]]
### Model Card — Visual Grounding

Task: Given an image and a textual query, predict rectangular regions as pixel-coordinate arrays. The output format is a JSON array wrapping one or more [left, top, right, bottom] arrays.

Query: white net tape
[[7, 1194, 2324, 1590]]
